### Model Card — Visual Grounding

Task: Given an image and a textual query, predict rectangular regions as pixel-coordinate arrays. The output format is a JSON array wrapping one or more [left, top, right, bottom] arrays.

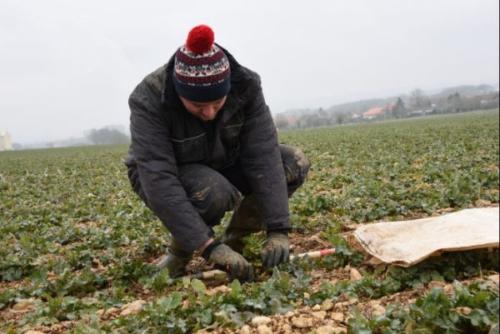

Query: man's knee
[[178, 164, 241, 225], [279, 145, 311, 195]]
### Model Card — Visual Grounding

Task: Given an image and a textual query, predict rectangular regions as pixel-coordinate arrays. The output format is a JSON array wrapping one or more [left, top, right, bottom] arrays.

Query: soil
[[2, 233, 498, 334]]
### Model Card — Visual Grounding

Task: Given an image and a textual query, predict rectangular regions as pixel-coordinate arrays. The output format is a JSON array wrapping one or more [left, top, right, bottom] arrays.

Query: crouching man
[[125, 25, 310, 281]]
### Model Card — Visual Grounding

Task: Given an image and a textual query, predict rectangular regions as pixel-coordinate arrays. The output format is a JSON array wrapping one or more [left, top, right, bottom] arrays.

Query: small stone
[[291, 316, 313, 328], [475, 199, 492, 206], [284, 311, 295, 318], [81, 297, 99, 305], [312, 311, 327, 320], [240, 325, 252, 334], [106, 307, 120, 316], [316, 325, 335, 334], [371, 304, 385, 316], [257, 324, 273, 334], [348, 297, 359, 305], [207, 285, 232, 296], [24, 331, 45, 334], [321, 299, 334, 311], [332, 327, 347, 334], [12, 298, 35, 311], [336, 301, 350, 308], [428, 280, 446, 289], [120, 300, 146, 316], [487, 274, 499, 285], [350, 268, 363, 281], [195, 330, 211, 334], [312, 304, 321, 311], [367, 256, 384, 265], [251, 316, 272, 326], [455, 306, 472, 315], [444, 284, 454, 295], [337, 297, 357, 307], [303, 292, 311, 299], [331, 312, 344, 322], [281, 324, 292, 334], [311, 270, 325, 278]]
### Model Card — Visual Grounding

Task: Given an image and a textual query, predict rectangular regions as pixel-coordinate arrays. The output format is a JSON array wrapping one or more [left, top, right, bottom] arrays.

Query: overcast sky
[[1, 0, 498, 144]]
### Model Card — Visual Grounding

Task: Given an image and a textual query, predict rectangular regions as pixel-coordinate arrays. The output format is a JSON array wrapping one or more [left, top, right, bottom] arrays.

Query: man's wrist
[[198, 238, 215, 254], [201, 239, 222, 260], [267, 229, 289, 236]]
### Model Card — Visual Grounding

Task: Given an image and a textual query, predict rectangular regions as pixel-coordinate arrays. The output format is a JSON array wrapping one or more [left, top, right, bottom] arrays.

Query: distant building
[[286, 115, 299, 127], [0, 131, 13, 151], [408, 107, 435, 117], [362, 102, 402, 120], [363, 107, 385, 119]]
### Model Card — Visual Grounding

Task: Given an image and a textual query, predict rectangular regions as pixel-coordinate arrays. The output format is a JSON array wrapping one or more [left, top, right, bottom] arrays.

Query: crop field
[[0, 110, 499, 333]]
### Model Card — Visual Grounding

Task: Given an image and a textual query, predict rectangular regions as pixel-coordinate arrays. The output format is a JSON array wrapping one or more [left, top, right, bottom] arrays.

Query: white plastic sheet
[[353, 207, 499, 267]]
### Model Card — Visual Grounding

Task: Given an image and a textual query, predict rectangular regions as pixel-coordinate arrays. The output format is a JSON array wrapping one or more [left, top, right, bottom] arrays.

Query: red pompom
[[186, 25, 215, 54]]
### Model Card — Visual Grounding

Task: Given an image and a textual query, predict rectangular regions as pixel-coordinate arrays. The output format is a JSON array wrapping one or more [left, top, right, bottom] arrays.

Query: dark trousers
[[127, 144, 310, 249]]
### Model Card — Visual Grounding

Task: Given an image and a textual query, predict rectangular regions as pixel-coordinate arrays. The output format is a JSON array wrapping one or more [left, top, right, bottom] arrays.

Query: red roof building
[[363, 107, 385, 119]]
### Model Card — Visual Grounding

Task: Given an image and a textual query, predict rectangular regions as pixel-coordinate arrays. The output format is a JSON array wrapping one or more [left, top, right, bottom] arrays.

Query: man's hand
[[261, 232, 290, 269], [202, 241, 254, 281]]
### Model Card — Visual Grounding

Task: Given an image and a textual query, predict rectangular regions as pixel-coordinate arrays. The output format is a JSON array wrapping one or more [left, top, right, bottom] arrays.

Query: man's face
[[179, 96, 227, 122]]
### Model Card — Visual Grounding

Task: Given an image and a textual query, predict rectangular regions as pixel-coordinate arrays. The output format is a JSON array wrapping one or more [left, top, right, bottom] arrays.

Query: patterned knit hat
[[173, 25, 231, 102]]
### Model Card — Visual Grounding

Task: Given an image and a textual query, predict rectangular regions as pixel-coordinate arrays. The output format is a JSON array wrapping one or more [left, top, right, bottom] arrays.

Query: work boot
[[222, 195, 265, 253], [156, 240, 192, 278]]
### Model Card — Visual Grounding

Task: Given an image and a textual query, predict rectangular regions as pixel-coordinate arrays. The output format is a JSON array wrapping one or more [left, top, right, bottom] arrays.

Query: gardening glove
[[261, 232, 290, 269], [202, 241, 254, 282]]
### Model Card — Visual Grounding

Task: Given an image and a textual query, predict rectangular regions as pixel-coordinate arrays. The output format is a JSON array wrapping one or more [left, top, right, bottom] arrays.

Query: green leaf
[[158, 292, 182, 311], [191, 279, 207, 295], [229, 279, 242, 298]]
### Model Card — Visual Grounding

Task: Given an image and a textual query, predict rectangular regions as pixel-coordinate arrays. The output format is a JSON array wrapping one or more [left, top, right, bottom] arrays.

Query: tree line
[[274, 86, 499, 130], [85, 127, 130, 145]]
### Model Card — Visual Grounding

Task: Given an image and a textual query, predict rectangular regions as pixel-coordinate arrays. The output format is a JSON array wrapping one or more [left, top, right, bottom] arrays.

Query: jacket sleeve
[[129, 82, 213, 253], [238, 75, 290, 232]]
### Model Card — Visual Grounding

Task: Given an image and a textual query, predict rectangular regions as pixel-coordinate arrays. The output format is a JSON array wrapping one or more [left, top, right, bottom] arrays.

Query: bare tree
[[446, 92, 463, 113], [335, 112, 346, 125], [86, 127, 130, 145], [392, 97, 407, 118], [410, 89, 431, 109]]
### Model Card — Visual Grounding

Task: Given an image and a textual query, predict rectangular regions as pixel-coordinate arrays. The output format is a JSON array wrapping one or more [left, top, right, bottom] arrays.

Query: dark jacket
[[127, 47, 289, 253]]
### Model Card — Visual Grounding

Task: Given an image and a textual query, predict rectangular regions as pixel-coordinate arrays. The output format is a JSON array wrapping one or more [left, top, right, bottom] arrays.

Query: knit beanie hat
[[173, 25, 231, 102]]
